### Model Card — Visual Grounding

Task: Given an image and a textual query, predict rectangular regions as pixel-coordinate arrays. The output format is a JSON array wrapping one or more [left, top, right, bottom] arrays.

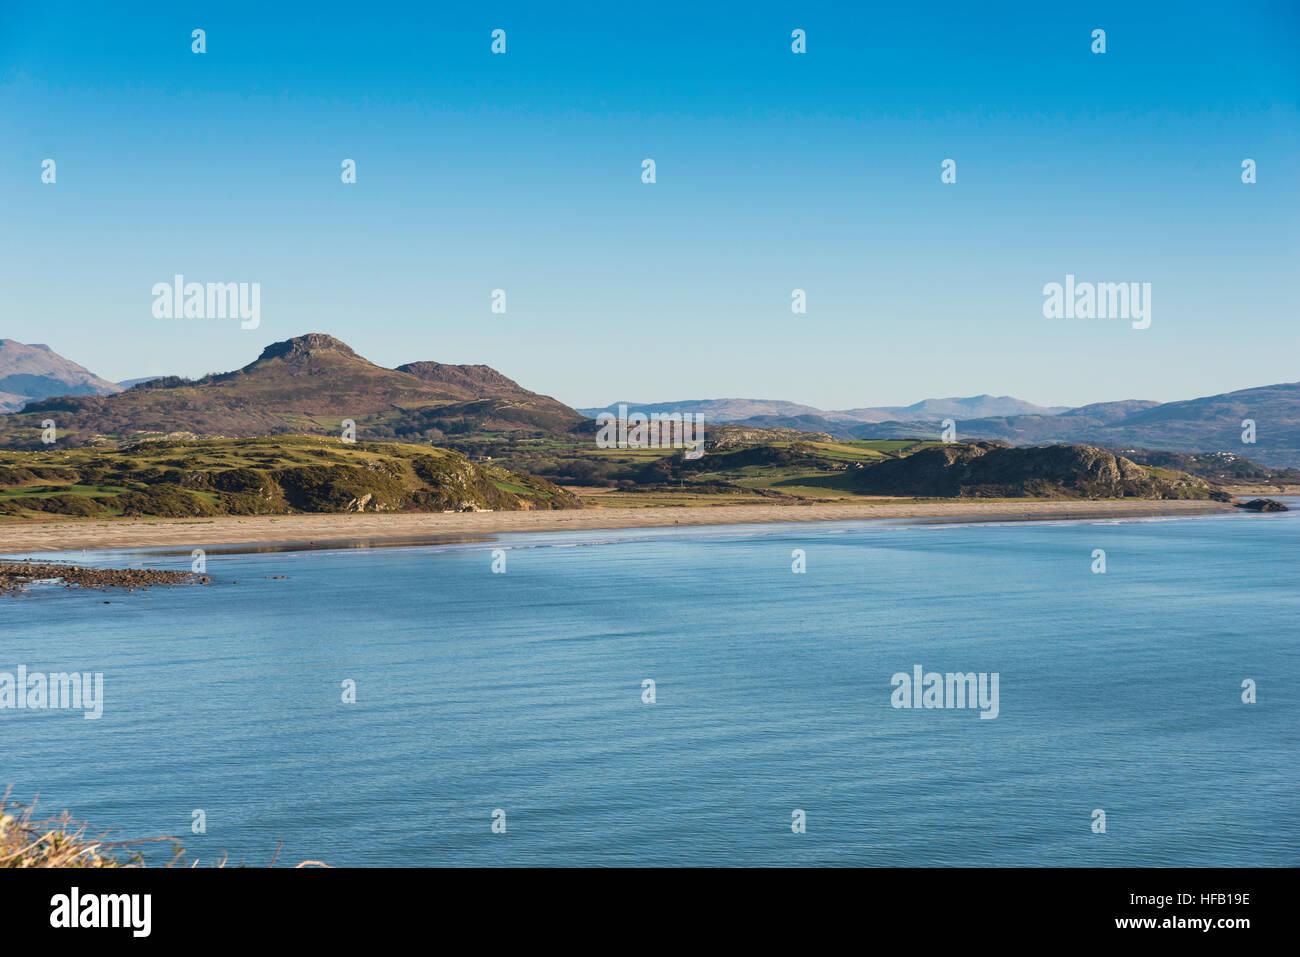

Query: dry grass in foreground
[[0, 790, 328, 868]]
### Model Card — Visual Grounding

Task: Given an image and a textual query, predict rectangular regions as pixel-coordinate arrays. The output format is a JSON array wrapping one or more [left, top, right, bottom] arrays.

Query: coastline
[[0, 499, 1241, 554]]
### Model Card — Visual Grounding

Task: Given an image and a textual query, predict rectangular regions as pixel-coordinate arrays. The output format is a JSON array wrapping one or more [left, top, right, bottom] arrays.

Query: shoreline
[[0, 499, 1242, 555]]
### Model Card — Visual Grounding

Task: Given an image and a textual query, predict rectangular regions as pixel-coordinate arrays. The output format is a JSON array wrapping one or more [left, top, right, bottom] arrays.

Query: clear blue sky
[[1, 1, 1297, 409]]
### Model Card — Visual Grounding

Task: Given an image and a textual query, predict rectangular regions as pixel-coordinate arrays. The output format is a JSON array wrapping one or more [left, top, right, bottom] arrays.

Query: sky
[[1, 1, 1297, 410]]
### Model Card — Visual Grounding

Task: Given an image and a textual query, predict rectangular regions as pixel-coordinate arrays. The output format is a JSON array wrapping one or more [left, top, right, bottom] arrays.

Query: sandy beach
[[0, 499, 1240, 554]]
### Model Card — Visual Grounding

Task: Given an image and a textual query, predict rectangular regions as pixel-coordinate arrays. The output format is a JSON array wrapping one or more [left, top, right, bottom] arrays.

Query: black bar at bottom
[[0, 866, 1278, 943]]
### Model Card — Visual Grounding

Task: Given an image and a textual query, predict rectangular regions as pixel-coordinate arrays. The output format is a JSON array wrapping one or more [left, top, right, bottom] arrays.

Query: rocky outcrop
[[254, 333, 359, 363], [1236, 498, 1289, 512], [853, 442, 1211, 499], [1, 561, 208, 594]]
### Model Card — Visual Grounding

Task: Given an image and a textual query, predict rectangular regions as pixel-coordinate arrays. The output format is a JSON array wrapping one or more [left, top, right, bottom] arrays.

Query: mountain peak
[[255, 333, 359, 364], [0, 338, 122, 411]]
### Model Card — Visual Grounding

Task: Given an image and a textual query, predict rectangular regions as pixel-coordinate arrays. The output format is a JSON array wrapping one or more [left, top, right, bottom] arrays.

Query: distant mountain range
[[578, 395, 1068, 424], [798, 386, 1300, 468], [0, 339, 121, 413], [0, 333, 584, 447], [582, 386, 1300, 468], [3, 336, 1298, 467]]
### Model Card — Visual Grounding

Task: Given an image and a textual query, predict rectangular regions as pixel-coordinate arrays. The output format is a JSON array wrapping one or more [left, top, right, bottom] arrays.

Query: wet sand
[[0, 499, 1239, 554]]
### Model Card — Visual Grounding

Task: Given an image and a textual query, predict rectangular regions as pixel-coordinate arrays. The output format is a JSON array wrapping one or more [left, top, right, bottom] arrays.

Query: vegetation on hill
[[0, 436, 580, 519], [1110, 448, 1300, 485], [848, 442, 1215, 499], [431, 431, 1220, 507], [640, 440, 1213, 501]]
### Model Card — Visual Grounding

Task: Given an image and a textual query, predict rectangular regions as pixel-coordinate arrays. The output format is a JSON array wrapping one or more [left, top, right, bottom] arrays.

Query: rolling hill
[[0, 435, 581, 517]]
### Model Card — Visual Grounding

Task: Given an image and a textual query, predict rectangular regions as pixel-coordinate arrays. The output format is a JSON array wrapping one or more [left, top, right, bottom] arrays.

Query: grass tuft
[[0, 789, 328, 868]]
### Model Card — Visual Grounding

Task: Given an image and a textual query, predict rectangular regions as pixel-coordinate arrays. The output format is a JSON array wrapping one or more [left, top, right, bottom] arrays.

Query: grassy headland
[[0, 434, 579, 520]]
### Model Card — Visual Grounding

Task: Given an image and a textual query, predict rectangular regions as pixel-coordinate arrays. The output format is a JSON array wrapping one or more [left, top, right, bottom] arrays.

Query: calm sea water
[[3, 505, 1297, 867]]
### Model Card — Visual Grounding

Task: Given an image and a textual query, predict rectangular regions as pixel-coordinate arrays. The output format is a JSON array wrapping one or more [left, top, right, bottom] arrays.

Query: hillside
[[844, 383, 1300, 468], [0, 435, 581, 519], [848, 442, 1212, 499], [398, 361, 554, 400], [578, 384, 1300, 468], [0, 334, 585, 447], [517, 429, 1213, 506], [0, 339, 121, 413], [1110, 448, 1300, 485]]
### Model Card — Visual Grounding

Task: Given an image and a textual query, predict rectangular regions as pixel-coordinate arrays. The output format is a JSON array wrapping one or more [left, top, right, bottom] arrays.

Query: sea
[[2, 503, 1296, 867]]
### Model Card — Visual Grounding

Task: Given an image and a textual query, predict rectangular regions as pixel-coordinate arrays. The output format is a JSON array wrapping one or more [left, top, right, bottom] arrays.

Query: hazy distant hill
[[0, 339, 121, 412], [1056, 399, 1162, 424], [844, 383, 1300, 468], [0, 333, 585, 447], [725, 413, 848, 433], [592, 384, 1300, 467], [577, 398, 829, 420], [578, 394, 1066, 424], [0, 391, 29, 413], [833, 395, 1070, 422], [116, 376, 164, 390]]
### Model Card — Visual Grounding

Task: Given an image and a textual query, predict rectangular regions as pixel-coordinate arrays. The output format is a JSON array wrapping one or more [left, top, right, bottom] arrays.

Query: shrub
[[113, 484, 219, 517], [29, 494, 112, 517]]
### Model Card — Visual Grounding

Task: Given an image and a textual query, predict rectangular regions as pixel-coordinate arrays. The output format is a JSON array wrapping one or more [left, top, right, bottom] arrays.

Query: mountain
[[605, 383, 1300, 468], [0, 339, 121, 412], [576, 398, 829, 420], [0, 391, 29, 414], [1056, 399, 1161, 424], [722, 413, 848, 433], [833, 395, 1071, 422], [578, 395, 1068, 425], [0, 333, 584, 447], [117, 376, 164, 389], [843, 383, 1300, 468]]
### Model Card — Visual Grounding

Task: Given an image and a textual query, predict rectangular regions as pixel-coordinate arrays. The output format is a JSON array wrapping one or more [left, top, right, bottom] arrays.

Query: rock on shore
[[0, 561, 209, 595]]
